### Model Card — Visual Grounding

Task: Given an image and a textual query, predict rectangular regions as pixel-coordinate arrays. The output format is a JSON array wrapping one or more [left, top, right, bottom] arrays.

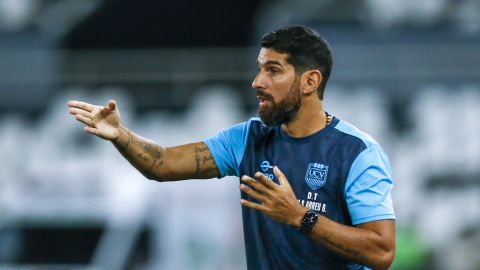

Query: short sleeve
[[345, 145, 395, 225], [203, 120, 251, 177]]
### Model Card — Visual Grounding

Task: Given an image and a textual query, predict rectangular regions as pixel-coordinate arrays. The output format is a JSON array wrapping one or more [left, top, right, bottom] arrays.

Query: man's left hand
[[240, 166, 308, 227]]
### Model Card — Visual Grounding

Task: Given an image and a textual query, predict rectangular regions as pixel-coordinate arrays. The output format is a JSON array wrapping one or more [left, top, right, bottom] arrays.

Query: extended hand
[[240, 166, 308, 227], [67, 100, 121, 141]]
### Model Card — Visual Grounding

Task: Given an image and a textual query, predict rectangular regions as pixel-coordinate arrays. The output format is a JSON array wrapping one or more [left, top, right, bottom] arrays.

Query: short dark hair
[[261, 26, 332, 99]]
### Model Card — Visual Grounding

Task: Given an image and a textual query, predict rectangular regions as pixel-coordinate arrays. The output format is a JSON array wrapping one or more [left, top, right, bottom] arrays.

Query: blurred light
[[455, 0, 480, 34], [364, 0, 448, 28], [35, 0, 102, 40], [0, 0, 37, 31]]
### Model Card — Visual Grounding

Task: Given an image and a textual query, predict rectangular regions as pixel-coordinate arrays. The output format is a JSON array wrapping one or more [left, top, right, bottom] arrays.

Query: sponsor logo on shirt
[[260, 160, 275, 180], [305, 163, 329, 190]]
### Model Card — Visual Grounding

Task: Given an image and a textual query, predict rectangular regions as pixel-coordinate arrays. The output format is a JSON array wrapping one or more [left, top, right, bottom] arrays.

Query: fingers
[[240, 183, 264, 202], [75, 114, 94, 127], [241, 175, 269, 194], [68, 107, 93, 118], [254, 171, 277, 188], [84, 126, 100, 135], [240, 199, 265, 212], [67, 100, 94, 112], [273, 166, 289, 186]]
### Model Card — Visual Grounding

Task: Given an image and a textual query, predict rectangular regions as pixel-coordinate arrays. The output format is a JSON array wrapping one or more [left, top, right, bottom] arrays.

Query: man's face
[[252, 48, 302, 127]]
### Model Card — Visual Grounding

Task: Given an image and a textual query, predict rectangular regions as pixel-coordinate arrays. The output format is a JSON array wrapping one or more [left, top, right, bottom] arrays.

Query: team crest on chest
[[305, 163, 329, 190]]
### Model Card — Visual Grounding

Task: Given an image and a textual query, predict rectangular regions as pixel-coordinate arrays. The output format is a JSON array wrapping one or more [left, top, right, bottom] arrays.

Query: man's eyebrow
[[257, 60, 284, 67]]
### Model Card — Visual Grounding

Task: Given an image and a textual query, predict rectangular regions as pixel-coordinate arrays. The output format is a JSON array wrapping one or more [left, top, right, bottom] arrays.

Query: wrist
[[291, 207, 309, 229], [113, 124, 130, 145], [298, 209, 319, 234]]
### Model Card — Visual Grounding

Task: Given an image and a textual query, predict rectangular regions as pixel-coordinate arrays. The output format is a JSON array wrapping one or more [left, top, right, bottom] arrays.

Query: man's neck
[[281, 98, 328, 138]]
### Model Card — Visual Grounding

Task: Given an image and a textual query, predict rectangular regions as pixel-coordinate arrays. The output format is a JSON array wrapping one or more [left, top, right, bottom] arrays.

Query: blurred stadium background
[[0, 0, 479, 269]]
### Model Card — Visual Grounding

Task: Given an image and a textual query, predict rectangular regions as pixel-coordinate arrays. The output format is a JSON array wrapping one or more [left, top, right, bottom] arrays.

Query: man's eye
[[268, 68, 280, 74]]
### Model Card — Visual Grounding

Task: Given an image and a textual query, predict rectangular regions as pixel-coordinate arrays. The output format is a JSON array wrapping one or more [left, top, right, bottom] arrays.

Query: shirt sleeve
[[202, 120, 252, 177], [345, 144, 395, 225]]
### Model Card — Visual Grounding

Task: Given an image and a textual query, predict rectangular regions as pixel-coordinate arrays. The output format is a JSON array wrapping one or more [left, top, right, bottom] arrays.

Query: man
[[68, 26, 395, 270]]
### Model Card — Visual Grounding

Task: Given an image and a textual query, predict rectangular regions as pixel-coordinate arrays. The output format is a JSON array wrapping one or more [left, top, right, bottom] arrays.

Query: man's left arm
[[303, 212, 395, 270], [240, 166, 395, 270]]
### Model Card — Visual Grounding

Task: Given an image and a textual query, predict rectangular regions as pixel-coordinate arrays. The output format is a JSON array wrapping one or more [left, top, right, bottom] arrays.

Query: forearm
[[112, 124, 220, 181], [112, 124, 168, 181], [296, 215, 395, 269]]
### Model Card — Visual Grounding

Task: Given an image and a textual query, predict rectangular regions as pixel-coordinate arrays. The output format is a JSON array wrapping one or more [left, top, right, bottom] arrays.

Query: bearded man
[[68, 26, 396, 270]]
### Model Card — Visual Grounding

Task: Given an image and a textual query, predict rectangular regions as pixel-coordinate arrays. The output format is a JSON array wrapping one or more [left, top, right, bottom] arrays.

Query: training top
[[204, 116, 395, 270]]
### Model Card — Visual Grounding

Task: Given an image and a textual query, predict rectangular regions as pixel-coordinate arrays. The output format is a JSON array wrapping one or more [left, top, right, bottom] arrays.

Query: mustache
[[255, 90, 274, 101]]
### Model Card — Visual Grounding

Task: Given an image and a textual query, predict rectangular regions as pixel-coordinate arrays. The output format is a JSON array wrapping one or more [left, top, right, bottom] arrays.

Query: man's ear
[[301, 70, 322, 95]]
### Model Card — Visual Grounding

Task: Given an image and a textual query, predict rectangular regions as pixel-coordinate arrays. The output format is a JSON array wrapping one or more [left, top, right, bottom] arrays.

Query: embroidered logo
[[305, 163, 329, 190]]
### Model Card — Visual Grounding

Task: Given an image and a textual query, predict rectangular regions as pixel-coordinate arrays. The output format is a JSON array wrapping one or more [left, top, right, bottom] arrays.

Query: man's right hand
[[67, 100, 121, 141]]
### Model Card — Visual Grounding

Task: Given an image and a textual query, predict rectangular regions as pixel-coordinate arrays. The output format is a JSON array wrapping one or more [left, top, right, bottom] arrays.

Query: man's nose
[[252, 72, 265, 90]]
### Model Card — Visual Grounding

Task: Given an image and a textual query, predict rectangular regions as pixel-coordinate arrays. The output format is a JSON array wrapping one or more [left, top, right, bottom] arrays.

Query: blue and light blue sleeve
[[345, 145, 395, 225], [202, 120, 251, 177]]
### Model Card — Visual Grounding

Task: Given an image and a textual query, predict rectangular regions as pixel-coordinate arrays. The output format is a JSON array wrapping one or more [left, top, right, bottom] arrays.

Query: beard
[[257, 78, 302, 127]]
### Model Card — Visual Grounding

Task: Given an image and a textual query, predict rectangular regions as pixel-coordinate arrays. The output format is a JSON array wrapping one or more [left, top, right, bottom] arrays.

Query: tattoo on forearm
[[123, 130, 132, 149], [136, 153, 149, 162], [194, 146, 216, 177], [131, 137, 165, 171]]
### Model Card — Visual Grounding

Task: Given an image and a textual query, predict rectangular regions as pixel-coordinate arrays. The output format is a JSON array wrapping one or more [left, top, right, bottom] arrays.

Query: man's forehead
[[257, 48, 289, 66]]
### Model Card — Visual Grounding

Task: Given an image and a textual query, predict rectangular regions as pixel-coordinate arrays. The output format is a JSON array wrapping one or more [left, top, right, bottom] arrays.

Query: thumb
[[107, 100, 117, 111], [273, 166, 289, 186]]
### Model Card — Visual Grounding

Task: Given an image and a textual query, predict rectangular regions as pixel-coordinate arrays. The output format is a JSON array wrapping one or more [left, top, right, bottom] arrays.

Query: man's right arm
[[113, 125, 219, 181], [67, 99, 220, 181]]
